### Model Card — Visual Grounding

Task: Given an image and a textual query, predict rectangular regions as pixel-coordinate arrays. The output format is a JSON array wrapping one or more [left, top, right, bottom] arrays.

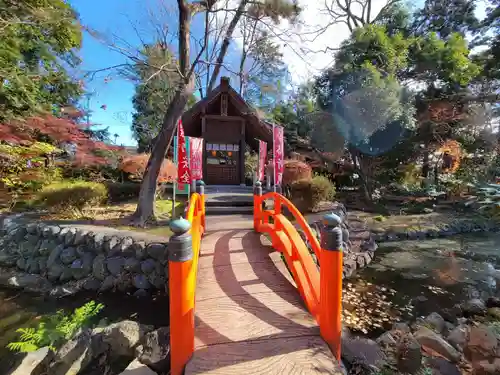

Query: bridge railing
[[253, 181, 343, 360], [168, 180, 206, 375]]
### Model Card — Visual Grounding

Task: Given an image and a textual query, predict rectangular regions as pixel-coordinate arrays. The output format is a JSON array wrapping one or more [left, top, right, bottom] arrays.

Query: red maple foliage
[[119, 154, 177, 183], [0, 115, 125, 166]]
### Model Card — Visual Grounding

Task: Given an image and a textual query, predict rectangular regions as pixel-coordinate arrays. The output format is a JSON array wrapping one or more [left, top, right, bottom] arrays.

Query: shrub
[[35, 180, 108, 214], [7, 301, 104, 353], [283, 159, 312, 185], [290, 175, 336, 212], [105, 181, 141, 203], [245, 151, 258, 179], [61, 163, 122, 182], [311, 174, 336, 202], [119, 154, 176, 183]]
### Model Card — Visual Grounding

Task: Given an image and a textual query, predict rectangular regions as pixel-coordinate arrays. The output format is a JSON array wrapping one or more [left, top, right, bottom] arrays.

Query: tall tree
[[411, 0, 479, 38], [126, 0, 301, 225], [0, 0, 83, 120], [243, 32, 288, 111], [129, 43, 195, 153], [206, 0, 300, 93]]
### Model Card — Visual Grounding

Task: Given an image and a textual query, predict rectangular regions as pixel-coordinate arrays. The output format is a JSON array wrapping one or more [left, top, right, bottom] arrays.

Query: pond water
[[342, 232, 500, 337], [0, 289, 169, 374]]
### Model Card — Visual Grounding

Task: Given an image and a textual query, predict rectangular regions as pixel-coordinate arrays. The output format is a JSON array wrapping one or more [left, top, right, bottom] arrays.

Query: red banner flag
[[177, 120, 191, 185], [258, 140, 267, 181], [190, 137, 204, 180], [273, 125, 284, 185]]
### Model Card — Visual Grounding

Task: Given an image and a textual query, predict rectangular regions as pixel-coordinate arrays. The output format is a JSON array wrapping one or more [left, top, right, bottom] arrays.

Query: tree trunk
[[131, 84, 194, 226], [131, 0, 193, 226], [207, 0, 247, 93], [350, 148, 372, 203]]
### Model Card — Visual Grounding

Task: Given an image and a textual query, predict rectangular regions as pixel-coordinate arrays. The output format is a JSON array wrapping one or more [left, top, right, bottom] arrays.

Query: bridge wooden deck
[[185, 222, 342, 374]]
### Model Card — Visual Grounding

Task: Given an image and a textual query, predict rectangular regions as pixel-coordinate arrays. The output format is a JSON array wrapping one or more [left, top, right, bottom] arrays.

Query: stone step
[[205, 199, 253, 207], [205, 206, 254, 215]]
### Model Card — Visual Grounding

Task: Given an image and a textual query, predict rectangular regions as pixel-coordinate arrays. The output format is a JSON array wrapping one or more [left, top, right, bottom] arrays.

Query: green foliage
[[60, 163, 123, 182], [244, 151, 258, 179], [282, 159, 312, 185], [105, 181, 141, 203], [7, 301, 104, 353], [290, 175, 335, 211], [129, 43, 195, 153], [0, 142, 64, 207], [0, 0, 83, 119], [412, 0, 479, 38], [35, 180, 108, 215], [469, 184, 500, 220], [410, 32, 481, 86]]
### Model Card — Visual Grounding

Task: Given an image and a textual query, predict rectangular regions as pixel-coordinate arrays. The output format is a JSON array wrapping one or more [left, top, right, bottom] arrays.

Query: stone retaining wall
[[299, 203, 379, 279], [0, 214, 169, 297], [373, 218, 498, 243]]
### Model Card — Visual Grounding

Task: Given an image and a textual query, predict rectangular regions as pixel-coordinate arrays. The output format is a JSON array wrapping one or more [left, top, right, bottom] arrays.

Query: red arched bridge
[[167, 181, 345, 374]]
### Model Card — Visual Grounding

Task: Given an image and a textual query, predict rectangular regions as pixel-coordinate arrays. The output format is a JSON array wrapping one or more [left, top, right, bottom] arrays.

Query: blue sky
[[71, 0, 163, 146]]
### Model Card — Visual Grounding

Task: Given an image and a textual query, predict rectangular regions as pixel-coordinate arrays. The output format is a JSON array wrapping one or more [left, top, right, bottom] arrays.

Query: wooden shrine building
[[180, 76, 273, 185]]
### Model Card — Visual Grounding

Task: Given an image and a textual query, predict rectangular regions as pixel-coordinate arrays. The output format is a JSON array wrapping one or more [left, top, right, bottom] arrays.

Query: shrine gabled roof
[[179, 76, 275, 151]]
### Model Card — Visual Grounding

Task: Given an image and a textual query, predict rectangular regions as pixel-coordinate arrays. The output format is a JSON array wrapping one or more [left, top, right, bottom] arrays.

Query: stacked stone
[[374, 219, 498, 243], [298, 202, 378, 280], [0, 216, 169, 297]]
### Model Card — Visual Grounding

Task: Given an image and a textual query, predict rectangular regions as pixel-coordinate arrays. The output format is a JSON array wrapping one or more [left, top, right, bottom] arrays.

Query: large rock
[[487, 307, 500, 320], [119, 358, 157, 375], [132, 241, 147, 260], [146, 243, 167, 262], [140, 259, 157, 275], [147, 272, 165, 289], [47, 262, 64, 281], [37, 239, 54, 257], [60, 247, 77, 265], [110, 237, 135, 256], [413, 326, 460, 363], [73, 229, 88, 246], [7, 274, 52, 293], [424, 312, 446, 334], [486, 296, 500, 308], [462, 298, 487, 316], [124, 258, 141, 272], [464, 325, 498, 362], [341, 336, 386, 371], [447, 325, 469, 351], [107, 257, 125, 276], [47, 244, 64, 269], [63, 228, 76, 246], [101, 320, 153, 357], [92, 254, 108, 280], [472, 360, 498, 375], [426, 357, 461, 375], [9, 347, 53, 375], [133, 274, 151, 290], [0, 254, 18, 267], [104, 236, 120, 253], [136, 326, 170, 373], [396, 332, 422, 374], [49, 329, 93, 375], [99, 275, 116, 292]]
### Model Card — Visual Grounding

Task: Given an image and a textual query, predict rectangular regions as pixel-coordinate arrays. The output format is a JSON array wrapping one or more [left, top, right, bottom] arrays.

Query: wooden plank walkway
[[185, 221, 343, 374]]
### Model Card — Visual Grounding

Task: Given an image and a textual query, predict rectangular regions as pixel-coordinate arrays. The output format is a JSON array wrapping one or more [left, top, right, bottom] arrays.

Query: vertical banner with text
[[176, 120, 191, 190], [258, 140, 267, 181], [190, 137, 204, 180], [273, 125, 284, 186]]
